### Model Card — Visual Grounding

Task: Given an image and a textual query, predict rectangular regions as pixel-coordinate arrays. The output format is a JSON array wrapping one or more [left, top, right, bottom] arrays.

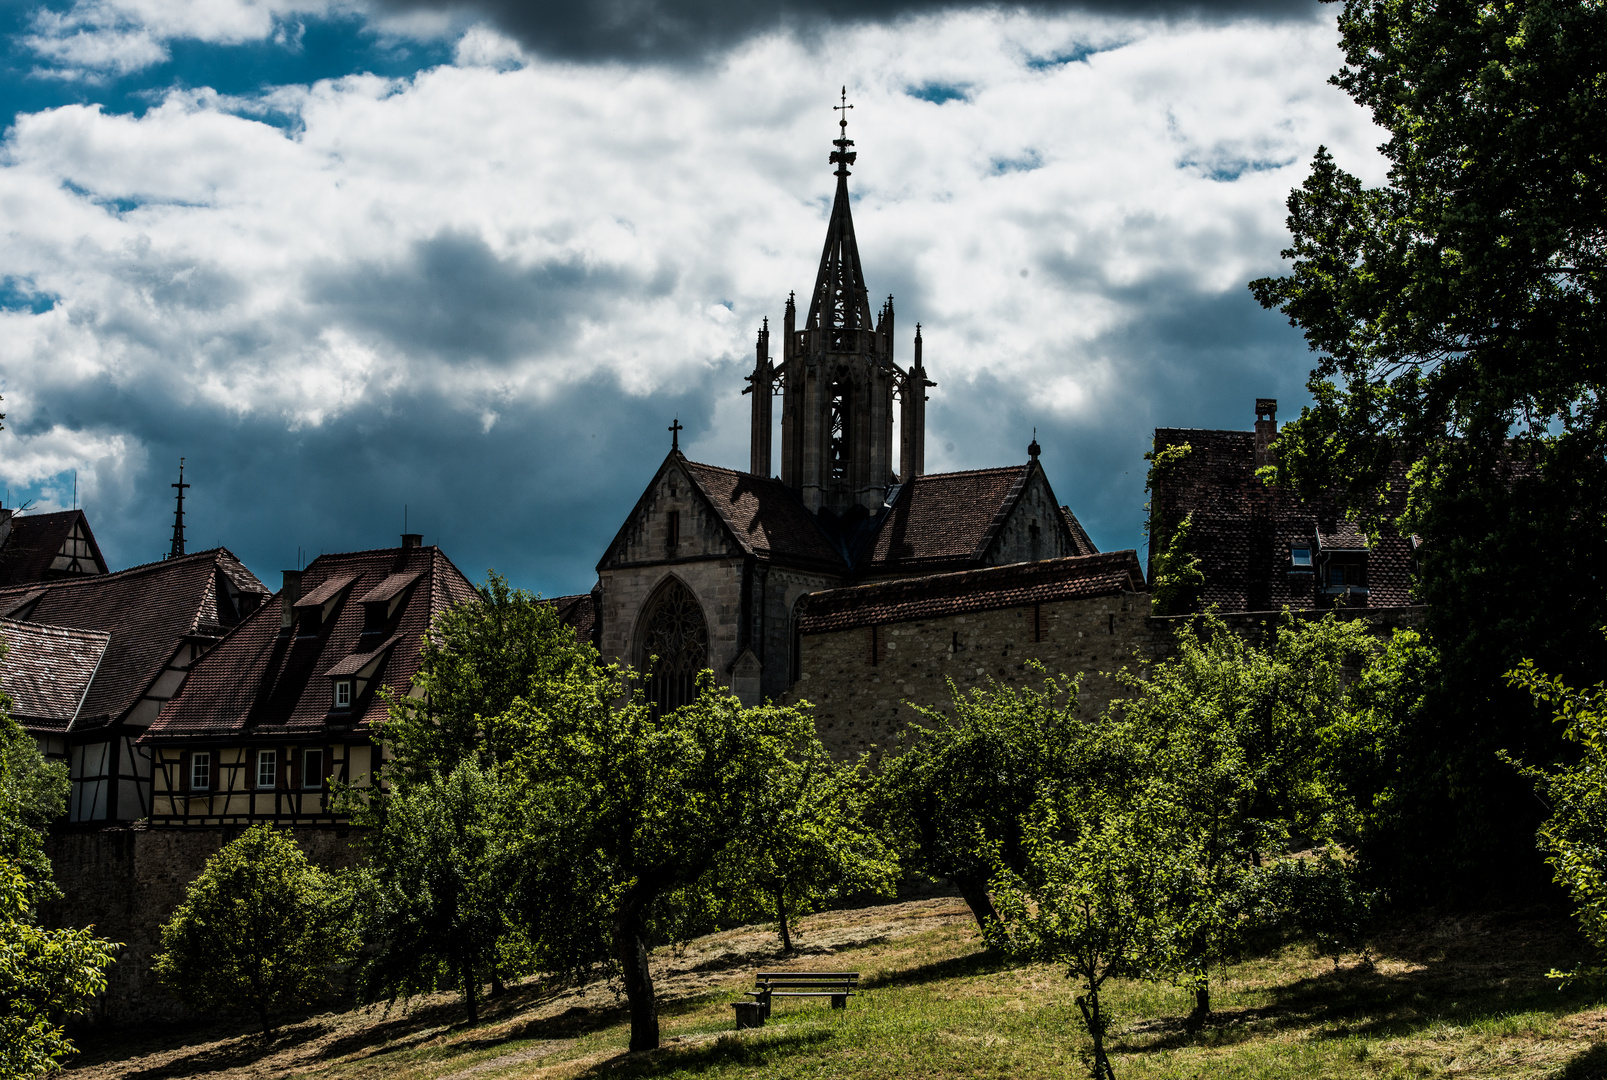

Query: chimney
[[401, 533, 423, 550], [1254, 398, 1278, 468], [280, 570, 302, 634]]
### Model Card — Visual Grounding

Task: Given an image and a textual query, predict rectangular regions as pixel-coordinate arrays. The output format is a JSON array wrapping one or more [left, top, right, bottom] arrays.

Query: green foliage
[[153, 824, 356, 1037], [1249, 0, 1607, 899], [1147, 513, 1203, 618], [0, 649, 69, 906], [0, 859, 118, 1080], [1111, 612, 1377, 1022], [506, 670, 817, 1051], [876, 671, 1104, 932], [1506, 653, 1607, 982], [350, 760, 517, 1026], [724, 741, 897, 952], [379, 571, 597, 781], [1252, 852, 1379, 970], [988, 775, 1182, 1080]]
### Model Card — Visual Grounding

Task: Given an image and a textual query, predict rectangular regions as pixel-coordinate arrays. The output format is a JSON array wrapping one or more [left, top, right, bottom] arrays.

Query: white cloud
[[0, 8, 1386, 531]]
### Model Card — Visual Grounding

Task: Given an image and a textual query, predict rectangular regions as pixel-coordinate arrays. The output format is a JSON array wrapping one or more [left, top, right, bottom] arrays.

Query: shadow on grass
[[1558, 1041, 1607, 1079], [859, 946, 1012, 991], [577, 1030, 836, 1078]]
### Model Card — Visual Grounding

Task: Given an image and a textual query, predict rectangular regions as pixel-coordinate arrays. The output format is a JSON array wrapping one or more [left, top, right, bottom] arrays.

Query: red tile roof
[[142, 545, 475, 742], [0, 549, 267, 731], [860, 465, 1031, 573], [0, 510, 108, 585], [1146, 427, 1415, 612], [550, 591, 600, 647], [681, 460, 846, 569], [1061, 506, 1099, 557], [796, 551, 1146, 634], [0, 619, 111, 731]]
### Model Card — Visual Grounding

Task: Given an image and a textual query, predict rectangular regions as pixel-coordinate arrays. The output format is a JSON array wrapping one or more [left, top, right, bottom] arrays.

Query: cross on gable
[[669, 418, 683, 452]]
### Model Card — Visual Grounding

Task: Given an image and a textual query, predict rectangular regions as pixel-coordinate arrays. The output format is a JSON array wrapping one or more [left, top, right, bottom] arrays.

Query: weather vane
[[831, 86, 857, 176]]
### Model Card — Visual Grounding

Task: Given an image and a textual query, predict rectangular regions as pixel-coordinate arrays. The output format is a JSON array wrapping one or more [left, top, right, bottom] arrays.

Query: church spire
[[806, 88, 874, 340], [167, 457, 188, 560]]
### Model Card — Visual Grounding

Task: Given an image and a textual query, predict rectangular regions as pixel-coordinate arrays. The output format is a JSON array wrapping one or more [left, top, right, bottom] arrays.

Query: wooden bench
[[745, 971, 860, 1020]]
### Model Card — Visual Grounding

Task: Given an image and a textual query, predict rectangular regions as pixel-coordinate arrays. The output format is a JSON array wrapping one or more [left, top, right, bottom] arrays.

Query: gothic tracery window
[[828, 379, 850, 482], [639, 578, 709, 714]]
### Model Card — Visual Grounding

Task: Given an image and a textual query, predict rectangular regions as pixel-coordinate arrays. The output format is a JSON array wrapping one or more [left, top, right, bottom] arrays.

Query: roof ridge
[[0, 545, 235, 594]]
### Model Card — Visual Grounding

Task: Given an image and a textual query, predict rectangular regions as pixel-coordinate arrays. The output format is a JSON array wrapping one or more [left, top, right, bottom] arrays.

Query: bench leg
[[832, 994, 846, 1010], [761, 991, 772, 1019], [733, 1002, 765, 1029]]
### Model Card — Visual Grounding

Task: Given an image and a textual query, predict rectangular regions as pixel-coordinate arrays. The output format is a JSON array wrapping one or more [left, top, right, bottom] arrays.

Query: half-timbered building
[[139, 537, 475, 827], [0, 508, 109, 586], [0, 548, 269, 823]]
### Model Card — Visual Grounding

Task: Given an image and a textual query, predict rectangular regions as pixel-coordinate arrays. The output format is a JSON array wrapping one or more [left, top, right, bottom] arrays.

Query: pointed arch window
[[638, 578, 709, 714], [828, 379, 850, 482]]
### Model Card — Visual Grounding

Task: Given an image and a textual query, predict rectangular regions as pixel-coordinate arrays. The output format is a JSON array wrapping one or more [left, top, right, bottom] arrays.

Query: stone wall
[[43, 825, 361, 1024], [791, 589, 1159, 761]]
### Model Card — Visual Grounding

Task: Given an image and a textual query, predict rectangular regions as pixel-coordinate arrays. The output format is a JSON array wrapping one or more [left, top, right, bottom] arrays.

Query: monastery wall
[[791, 590, 1159, 762], [43, 826, 360, 1024], [598, 558, 746, 688]]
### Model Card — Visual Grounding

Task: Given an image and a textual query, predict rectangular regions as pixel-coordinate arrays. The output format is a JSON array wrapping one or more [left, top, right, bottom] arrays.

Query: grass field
[[68, 895, 1607, 1080]]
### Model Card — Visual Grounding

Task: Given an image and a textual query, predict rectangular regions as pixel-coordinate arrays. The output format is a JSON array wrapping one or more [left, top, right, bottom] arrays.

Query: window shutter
[[285, 749, 299, 791], [209, 751, 220, 793], [178, 750, 191, 795], [325, 745, 338, 790]]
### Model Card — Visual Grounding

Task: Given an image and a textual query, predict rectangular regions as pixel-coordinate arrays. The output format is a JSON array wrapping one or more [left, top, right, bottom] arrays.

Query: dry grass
[[66, 896, 1607, 1080]]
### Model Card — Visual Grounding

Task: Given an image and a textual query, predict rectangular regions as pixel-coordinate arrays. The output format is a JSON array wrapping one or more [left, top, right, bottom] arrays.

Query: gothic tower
[[747, 95, 933, 516]]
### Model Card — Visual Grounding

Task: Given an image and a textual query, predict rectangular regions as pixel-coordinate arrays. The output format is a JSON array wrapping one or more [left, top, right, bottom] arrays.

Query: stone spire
[[805, 88, 874, 345]]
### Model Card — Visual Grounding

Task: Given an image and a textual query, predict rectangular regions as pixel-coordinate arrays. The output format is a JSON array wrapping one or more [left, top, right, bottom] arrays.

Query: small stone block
[[733, 1000, 766, 1029], [831, 994, 847, 1009]]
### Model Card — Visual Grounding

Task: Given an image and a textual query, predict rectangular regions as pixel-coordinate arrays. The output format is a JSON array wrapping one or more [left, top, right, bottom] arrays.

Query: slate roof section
[[796, 551, 1146, 634], [143, 545, 475, 742], [0, 510, 108, 586], [860, 465, 1032, 573], [0, 549, 268, 732], [0, 620, 111, 730], [1146, 427, 1415, 612]]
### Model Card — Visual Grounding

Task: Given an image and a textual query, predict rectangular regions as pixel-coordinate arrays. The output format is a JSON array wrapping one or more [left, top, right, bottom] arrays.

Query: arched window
[[638, 578, 709, 714], [828, 379, 850, 482]]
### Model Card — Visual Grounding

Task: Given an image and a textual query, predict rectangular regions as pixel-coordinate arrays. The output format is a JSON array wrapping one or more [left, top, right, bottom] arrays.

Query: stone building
[[586, 118, 1104, 714], [1146, 399, 1417, 613]]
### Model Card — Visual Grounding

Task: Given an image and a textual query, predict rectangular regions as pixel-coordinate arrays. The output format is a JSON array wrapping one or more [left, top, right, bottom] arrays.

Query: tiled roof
[[550, 591, 600, 647], [1147, 427, 1415, 612], [796, 551, 1146, 634], [0, 549, 267, 731], [142, 545, 475, 742], [0, 510, 107, 586], [680, 460, 846, 569], [1061, 506, 1099, 557], [860, 465, 1030, 573], [0, 619, 111, 731]]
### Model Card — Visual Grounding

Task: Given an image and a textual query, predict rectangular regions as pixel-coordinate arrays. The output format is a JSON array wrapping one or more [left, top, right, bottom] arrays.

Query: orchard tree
[[507, 670, 815, 1052], [1250, 0, 1607, 897], [730, 741, 896, 952], [351, 761, 516, 1026], [154, 825, 354, 1037], [876, 671, 1096, 932]]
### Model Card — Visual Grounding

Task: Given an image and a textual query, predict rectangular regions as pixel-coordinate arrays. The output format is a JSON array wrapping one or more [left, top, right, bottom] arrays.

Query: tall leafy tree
[[350, 761, 516, 1026], [1250, 0, 1607, 898], [876, 672, 1093, 932], [153, 824, 356, 1037], [506, 670, 815, 1051]]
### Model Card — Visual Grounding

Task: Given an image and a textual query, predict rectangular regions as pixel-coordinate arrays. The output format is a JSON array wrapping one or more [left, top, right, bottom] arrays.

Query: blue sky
[[0, 0, 1385, 596]]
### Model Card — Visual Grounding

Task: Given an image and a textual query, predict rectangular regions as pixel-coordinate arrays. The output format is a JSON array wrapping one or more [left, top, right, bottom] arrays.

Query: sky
[[0, 0, 1389, 597]]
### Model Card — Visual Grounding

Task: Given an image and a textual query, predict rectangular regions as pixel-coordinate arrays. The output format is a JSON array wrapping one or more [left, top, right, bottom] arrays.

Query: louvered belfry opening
[[639, 577, 709, 715]]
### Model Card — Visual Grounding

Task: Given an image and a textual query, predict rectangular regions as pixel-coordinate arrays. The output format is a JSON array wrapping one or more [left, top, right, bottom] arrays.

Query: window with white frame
[[302, 748, 324, 790], [256, 749, 277, 789], [334, 680, 352, 709], [190, 751, 211, 792], [1290, 547, 1313, 568]]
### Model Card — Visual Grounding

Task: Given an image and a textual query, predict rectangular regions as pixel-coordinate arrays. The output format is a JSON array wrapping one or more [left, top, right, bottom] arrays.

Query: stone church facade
[[584, 117, 1120, 718]]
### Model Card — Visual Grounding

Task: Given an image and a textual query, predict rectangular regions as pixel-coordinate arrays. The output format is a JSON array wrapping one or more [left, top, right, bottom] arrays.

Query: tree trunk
[[257, 1005, 273, 1040], [954, 874, 999, 932], [462, 958, 479, 1026], [490, 968, 505, 998], [614, 895, 659, 1051], [775, 888, 793, 953], [1076, 990, 1115, 1080], [1186, 983, 1210, 1031]]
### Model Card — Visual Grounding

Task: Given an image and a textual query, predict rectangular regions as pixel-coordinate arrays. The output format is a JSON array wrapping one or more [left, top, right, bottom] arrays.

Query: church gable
[[982, 465, 1079, 567], [598, 456, 745, 570]]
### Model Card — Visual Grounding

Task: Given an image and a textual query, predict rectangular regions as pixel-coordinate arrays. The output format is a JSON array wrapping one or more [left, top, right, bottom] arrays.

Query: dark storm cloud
[[372, 0, 1325, 62]]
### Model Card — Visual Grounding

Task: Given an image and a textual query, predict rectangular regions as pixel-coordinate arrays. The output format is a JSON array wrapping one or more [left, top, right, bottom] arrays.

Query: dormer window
[[1290, 547, 1313, 568], [334, 680, 352, 709]]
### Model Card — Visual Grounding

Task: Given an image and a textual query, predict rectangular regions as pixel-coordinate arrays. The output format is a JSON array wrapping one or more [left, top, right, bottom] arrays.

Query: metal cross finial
[[168, 457, 190, 560], [669, 417, 683, 452], [834, 86, 853, 132], [830, 87, 857, 176]]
